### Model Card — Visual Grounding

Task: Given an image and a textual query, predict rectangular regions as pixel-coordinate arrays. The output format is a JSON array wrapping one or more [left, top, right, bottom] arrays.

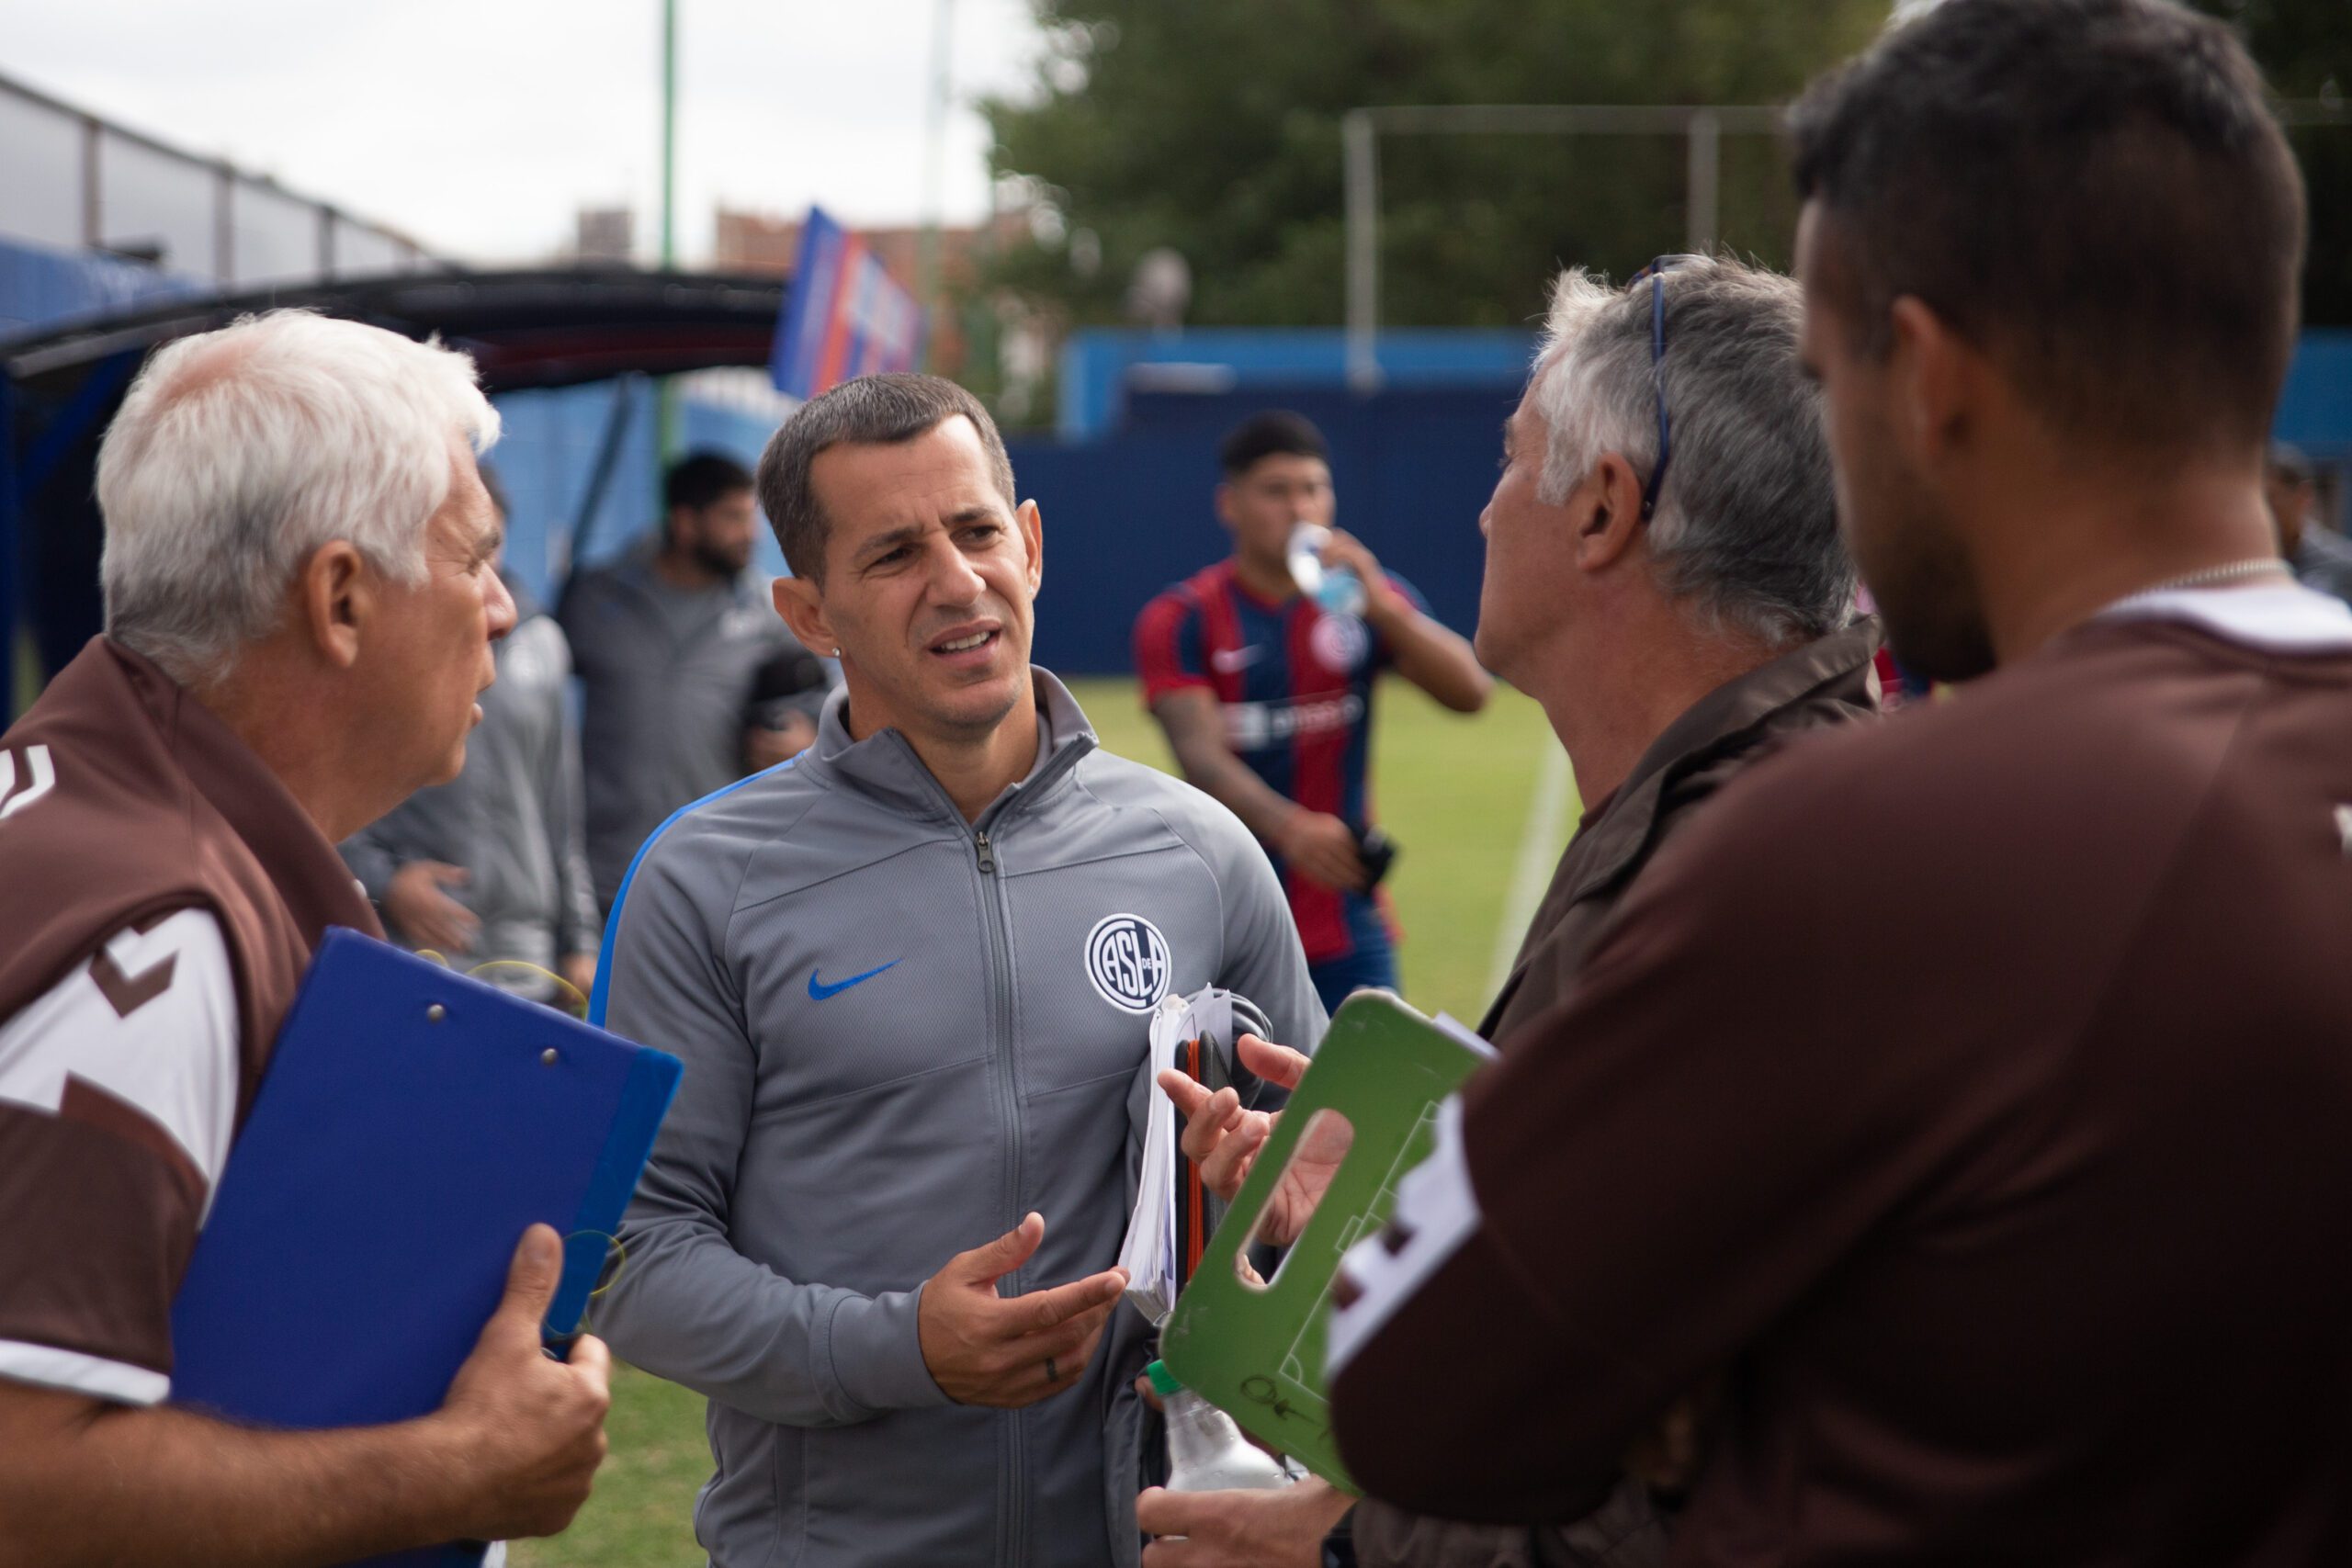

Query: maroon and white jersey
[[0, 638, 378, 1405], [0, 910, 238, 1403]]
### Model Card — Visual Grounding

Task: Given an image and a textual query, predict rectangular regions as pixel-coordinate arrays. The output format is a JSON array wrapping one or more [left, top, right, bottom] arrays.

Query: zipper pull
[[975, 830, 996, 874]]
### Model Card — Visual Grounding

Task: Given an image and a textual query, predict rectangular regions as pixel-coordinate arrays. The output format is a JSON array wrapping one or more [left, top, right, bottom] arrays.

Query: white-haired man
[[1138, 255, 1878, 1568], [0, 310, 612, 1563]]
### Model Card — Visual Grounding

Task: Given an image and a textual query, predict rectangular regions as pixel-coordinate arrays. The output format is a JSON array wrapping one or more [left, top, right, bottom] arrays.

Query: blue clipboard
[[168, 928, 682, 1568]]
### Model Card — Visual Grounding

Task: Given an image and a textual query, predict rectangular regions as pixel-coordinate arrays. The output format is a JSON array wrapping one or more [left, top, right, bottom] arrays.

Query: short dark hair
[[1790, 0, 2305, 456], [1219, 412, 1329, 479], [755, 373, 1016, 581], [664, 450, 755, 514]]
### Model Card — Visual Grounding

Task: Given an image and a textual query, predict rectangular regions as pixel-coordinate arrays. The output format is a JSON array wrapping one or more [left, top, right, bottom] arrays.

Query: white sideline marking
[[1486, 740, 1573, 1000]]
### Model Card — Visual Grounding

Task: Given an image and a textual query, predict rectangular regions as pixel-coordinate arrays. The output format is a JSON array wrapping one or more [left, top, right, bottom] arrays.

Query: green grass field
[[513, 674, 1572, 1566]]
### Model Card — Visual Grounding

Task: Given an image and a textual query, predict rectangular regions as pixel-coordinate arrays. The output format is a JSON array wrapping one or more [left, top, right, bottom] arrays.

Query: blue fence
[[1057, 327, 1536, 442], [1015, 380, 1518, 675]]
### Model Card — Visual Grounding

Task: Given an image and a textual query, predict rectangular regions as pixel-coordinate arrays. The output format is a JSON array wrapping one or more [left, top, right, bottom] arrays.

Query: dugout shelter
[[0, 266, 786, 719]]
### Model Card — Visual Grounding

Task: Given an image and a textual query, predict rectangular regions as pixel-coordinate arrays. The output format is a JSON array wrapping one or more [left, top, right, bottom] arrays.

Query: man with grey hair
[[0, 309, 612, 1563], [1137, 254, 1877, 1568], [591, 371, 1323, 1567]]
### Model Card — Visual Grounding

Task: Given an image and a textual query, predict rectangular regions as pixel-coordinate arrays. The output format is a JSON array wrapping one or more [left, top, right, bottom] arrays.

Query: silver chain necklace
[[2119, 557, 2290, 601]]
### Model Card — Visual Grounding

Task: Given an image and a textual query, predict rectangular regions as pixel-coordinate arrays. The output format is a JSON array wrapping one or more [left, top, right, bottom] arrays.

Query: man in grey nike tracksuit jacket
[[591, 373, 1326, 1568]]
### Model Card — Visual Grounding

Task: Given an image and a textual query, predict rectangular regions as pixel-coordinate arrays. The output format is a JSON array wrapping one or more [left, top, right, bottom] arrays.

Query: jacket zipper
[[884, 725, 1091, 1567], [974, 825, 1025, 1565]]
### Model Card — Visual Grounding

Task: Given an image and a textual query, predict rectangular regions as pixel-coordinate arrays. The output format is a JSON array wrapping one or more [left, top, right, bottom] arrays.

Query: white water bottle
[[1285, 523, 1365, 618], [1150, 1360, 1292, 1493]]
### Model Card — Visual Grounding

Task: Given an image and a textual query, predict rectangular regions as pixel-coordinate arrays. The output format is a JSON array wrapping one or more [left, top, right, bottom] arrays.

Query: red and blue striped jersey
[[1133, 560, 1421, 964]]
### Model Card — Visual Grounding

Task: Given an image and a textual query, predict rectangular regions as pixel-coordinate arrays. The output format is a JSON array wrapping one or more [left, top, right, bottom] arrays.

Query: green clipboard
[[1158, 990, 1495, 1490]]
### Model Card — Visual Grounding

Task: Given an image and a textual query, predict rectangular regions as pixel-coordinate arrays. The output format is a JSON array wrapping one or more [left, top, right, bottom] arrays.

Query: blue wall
[[1015, 381, 1517, 676], [2278, 329, 2352, 464], [1020, 325, 2352, 676], [1058, 327, 1536, 442], [486, 371, 1519, 679]]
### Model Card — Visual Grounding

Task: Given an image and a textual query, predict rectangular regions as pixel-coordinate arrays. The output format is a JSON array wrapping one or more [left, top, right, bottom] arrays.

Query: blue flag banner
[[770, 207, 924, 399]]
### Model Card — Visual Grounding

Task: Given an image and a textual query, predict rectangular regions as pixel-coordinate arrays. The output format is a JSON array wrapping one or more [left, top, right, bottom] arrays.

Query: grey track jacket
[[344, 596, 599, 982], [591, 671, 1325, 1568]]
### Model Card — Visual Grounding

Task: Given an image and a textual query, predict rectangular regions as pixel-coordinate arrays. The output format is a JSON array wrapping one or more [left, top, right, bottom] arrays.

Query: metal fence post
[[1685, 108, 1721, 256], [1344, 108, 1382, 394]]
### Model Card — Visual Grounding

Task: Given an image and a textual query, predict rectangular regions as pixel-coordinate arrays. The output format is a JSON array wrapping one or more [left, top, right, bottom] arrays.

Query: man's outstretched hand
[[918, 1213, 1127, 1408], [1157, 1034, 1340, 1247]]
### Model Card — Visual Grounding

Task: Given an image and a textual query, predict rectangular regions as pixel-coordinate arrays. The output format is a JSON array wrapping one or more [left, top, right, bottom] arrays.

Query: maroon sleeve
[[0, 912, 238, 1404], [0, 1103, 200, 1394], [1134, 587, 1215, 706]]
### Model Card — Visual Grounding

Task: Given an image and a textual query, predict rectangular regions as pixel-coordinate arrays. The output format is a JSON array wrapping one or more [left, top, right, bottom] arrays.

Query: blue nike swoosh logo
[[808, 961, 902, 1001]]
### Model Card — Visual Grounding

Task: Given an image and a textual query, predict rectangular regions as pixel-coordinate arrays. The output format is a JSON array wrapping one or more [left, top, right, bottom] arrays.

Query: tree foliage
[[979, 0, 2351, 349], [2190, 0, 2352, 326], [979, 1, 1887, 335]]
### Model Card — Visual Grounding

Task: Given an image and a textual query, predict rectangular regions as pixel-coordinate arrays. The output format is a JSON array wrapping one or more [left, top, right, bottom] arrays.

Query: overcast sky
[[0, 0, 1046, 265]]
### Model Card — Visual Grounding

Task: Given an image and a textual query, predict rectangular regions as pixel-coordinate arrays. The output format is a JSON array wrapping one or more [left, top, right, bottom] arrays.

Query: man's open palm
[[917, 1213, 1127, 1408]]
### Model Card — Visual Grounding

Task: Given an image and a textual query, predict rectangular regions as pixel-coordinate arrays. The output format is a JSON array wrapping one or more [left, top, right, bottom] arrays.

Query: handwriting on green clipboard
[[1240, 1374, 1329, 1438]]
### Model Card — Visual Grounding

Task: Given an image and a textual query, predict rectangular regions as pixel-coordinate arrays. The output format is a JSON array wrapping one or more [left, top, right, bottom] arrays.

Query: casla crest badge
[[1309, 613, 1370, 675], [1085, 913, 1172, 1013]]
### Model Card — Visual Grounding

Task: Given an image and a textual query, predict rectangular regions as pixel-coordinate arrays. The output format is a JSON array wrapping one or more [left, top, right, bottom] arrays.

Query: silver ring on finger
[[1046, 1356, 1060, 1384]]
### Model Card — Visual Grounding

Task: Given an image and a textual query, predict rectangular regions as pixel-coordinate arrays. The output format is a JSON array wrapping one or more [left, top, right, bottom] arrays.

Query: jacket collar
[[812, 667, 1100, 828], [1555, 617, 1883, 907], [98, 638, 383, 943]]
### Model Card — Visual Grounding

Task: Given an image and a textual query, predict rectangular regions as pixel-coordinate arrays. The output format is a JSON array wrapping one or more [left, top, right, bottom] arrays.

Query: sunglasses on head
[[1625, 254, 1701, 522]]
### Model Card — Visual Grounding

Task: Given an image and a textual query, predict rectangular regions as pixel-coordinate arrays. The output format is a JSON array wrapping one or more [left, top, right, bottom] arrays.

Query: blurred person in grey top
[[2267, 443, 2352, 605], [557, 450, 825, 911], [589, 374, 1324, 1568], [344, 467, 601, 1003]]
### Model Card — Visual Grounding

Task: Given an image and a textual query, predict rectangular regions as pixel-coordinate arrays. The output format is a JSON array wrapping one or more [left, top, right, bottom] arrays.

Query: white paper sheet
[[1120, 989, 1241, 1325]]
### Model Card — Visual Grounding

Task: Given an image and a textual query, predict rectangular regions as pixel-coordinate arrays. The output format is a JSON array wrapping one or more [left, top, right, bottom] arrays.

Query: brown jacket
[[1479, 620, 1883, 1042], [1352, 622, 1881, 1568], [0, 637, 379, 1384]]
